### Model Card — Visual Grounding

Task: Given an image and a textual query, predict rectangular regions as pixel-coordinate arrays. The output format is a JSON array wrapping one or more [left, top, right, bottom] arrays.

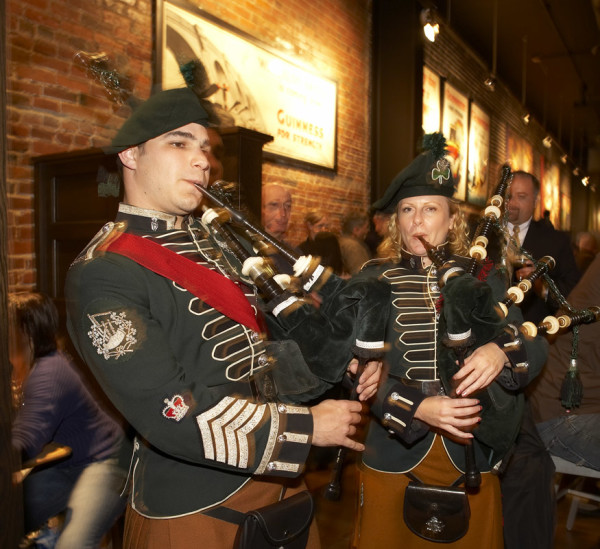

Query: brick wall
[[6, 0, 372, 290]]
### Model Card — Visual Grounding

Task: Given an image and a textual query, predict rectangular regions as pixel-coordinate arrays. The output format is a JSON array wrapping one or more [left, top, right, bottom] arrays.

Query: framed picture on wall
[[467, 101, 490, 206], [155, 0, 338, 170], [422, 65, 441, 134], [541, 162, 560, 227], [506, 128, 533, 173], [560, 171, 571, 230], [442, 83, 468, 201]]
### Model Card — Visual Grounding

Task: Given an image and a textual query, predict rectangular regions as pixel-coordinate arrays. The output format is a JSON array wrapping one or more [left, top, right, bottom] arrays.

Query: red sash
[[103, 232, 261, 332]]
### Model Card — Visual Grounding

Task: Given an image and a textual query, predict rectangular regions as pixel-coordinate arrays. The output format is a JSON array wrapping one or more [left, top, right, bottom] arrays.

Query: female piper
[[351, 134, 548, 548]]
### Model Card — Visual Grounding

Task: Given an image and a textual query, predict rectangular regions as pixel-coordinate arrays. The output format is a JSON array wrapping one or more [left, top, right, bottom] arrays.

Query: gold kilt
[[124, 477, 320, 549], [353, 436, 503, 548]]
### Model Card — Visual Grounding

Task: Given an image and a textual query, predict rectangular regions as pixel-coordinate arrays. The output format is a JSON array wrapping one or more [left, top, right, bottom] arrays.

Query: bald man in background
[[262, 183, 295, 275], [262, 183, 292, 240]]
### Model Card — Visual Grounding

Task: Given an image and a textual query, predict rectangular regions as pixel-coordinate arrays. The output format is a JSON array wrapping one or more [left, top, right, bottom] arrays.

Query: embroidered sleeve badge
[[162, 394, 189, 422], [87, 311, 137, 359]]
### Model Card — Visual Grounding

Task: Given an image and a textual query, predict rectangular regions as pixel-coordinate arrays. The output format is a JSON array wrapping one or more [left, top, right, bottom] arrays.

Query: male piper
[[65, 87, 380, 549]]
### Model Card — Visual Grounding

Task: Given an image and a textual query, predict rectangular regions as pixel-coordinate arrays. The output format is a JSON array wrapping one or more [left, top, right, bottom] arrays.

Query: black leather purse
[[235, 489, 314, 549], [403, 472, 470, 543], [203, 488, 314, 549]]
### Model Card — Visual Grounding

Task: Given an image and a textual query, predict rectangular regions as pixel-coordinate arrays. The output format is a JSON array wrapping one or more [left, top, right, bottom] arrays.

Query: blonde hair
[[304, 210, 326, 226], [377, 198, 470, 259]]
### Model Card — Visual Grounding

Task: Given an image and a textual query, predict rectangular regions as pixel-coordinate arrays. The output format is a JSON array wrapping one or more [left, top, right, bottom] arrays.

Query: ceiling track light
[[484, 75, 496, 91], [542, 135, 552, 148], [582, 176, 590, 186], [560, 153, 568, 164], [573, 167, 581, 176], [522, 113, 531, 125], [420, 9, 439, 42]]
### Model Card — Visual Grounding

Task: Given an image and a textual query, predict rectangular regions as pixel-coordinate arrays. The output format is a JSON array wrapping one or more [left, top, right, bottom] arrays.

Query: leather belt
[[390, 375, 445, 397]]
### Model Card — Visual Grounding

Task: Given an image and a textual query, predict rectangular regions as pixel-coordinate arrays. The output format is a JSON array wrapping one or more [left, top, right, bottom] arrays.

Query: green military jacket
[[354, 249, 549, 474], [65, 205, 326, 518]]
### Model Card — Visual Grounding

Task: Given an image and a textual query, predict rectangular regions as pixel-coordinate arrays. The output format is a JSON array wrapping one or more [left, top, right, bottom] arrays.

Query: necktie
[[512, 225, 520, 246]]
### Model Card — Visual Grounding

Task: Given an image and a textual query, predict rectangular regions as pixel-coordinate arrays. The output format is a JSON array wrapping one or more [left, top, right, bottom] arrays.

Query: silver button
[[278, 403, 287, 413], [390, 392, 400, 401], [250, 331, 261, 343], [267, 462, 276, 471], [278, 434, 287, 443], [384, 412, 392, 421], [258, 354, 269, 367]]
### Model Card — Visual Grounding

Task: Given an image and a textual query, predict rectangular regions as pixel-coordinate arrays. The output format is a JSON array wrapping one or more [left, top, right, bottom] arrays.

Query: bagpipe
[[196, 181, 390, 371], [196, 181, 390, 499], [423, 164, 600, 468]]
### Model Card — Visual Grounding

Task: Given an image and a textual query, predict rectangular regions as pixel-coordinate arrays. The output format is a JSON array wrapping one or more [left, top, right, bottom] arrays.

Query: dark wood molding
[[1, 0, 25, 543], [371, 0, 424, 205]]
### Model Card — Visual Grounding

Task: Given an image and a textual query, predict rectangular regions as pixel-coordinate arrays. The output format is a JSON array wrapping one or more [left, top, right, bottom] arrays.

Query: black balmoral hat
[[372, 132, 456, 213], [105, 87, 210, 154]]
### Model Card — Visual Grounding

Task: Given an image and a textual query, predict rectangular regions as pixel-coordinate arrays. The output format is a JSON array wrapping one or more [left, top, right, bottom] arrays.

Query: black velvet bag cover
[[260, 340, 324, 404], [235, 490, 314, 549], [267, 275, 391, 383], [403, 481, 470, 543], [438, 273, 522, 461]]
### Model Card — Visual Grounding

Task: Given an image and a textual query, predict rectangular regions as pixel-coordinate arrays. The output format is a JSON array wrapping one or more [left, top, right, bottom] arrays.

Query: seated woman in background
[[10, 292, 128, 549], [351, 135, 548, 548], [298, 210, 344, 275]]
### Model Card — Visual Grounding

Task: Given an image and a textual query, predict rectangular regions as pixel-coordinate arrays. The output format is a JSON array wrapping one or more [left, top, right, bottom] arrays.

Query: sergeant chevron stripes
[[197, 397, 266, 468]]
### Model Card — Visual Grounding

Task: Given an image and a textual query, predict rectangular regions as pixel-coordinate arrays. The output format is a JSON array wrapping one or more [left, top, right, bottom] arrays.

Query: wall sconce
[[560, 153, 568, 164], [420, 9, 439, 42], [542, 135, 552, 148], [522, 113, 531, 125], [484, 75, 496, 91]]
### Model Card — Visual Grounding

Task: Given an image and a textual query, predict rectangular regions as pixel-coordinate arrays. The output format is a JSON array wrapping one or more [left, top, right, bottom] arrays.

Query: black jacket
[[520, 220, 580, 324]]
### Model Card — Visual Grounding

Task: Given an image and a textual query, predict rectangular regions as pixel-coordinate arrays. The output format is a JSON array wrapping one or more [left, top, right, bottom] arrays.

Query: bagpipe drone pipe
[[467, 165, 600, 411]]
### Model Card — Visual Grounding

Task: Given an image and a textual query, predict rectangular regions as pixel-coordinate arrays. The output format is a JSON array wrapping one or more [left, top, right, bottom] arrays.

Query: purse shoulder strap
[[202, 506, 246, 525], [405, 470, 465, 487], [451, 474, 466, 487], [405, 471, 422, 484], [201, 485, 288, 525]]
